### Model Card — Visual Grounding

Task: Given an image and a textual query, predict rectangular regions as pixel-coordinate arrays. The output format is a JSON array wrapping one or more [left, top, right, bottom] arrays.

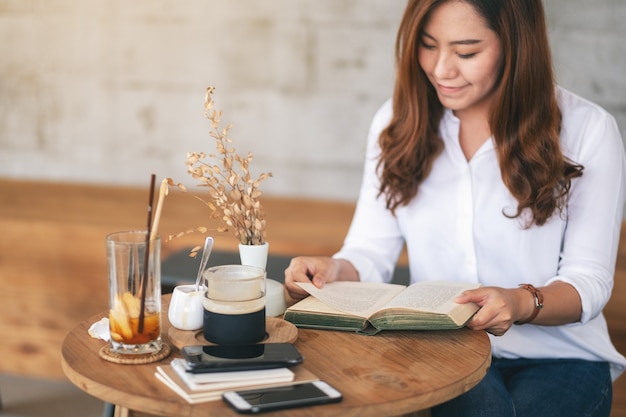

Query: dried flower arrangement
[[167, 87, 272, 253]]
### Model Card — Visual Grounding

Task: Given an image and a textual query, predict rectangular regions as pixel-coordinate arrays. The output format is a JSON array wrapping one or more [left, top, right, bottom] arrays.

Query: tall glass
[[107, 231, 162, 355], [203, 265, 266, 345]]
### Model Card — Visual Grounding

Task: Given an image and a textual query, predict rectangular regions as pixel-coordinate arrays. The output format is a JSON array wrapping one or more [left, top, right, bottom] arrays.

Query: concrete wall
[[1, 0, 625, 202]]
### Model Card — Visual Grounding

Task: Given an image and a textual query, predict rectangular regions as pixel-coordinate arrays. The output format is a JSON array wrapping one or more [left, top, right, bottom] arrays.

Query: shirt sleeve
[[333, 100, 405, 283], [549, 98, 626, 324]]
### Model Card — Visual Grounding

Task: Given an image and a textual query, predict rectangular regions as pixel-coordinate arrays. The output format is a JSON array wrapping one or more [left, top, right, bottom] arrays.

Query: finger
[[455, 288, 488, 304], [485, 327, 506, 336], [283, 279, 310, 301], [283, 286, 307, 306], [311, 275, 326, 288], [466, 319, 506, 336], [465, 305, 496, 330], [284, 257, 314, 283], [466, 308, 512, 336]]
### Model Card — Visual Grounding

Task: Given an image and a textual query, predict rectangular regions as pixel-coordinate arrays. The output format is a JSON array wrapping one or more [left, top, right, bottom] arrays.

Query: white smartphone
[[222, 380, 342, 414]]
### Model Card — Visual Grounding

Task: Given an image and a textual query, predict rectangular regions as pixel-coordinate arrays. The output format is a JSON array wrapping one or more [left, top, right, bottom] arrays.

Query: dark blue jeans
[[431, 357, 612, 417]]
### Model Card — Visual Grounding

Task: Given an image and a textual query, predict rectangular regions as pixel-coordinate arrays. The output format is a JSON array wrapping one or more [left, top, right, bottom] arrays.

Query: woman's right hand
[[283, 256, 358, 304]]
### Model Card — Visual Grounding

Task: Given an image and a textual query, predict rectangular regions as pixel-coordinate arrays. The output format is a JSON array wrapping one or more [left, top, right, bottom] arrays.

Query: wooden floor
[[1, 178, 625, 415]]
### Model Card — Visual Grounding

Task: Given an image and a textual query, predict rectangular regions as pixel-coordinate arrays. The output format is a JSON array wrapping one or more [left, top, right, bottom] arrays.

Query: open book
[[283, 281, 480, 333], [156, 358, 318, 404]]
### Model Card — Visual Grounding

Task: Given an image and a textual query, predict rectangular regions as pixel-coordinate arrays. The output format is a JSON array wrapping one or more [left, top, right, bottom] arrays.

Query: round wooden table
[[61, 296, 491, 417]]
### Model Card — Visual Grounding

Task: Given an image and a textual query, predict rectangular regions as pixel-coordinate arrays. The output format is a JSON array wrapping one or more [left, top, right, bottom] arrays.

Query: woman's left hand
[[455, 286, 532, 336]]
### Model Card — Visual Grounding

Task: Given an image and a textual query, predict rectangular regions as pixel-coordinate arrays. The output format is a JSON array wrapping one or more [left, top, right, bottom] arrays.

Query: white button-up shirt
[[334, 87, 626, 379]]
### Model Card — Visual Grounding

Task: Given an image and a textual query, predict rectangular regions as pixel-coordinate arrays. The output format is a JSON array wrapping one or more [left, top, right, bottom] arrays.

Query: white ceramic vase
[[238, 242, 269, 270]]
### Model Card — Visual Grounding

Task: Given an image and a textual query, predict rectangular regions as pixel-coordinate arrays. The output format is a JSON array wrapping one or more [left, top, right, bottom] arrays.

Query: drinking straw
[[138, 174, 156, 333], [150, 179, 168, 241]]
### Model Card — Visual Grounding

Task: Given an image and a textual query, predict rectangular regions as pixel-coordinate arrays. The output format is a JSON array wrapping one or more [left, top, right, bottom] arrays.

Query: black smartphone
[[222, 380, 343, 413], [181, 343, 304, 373]]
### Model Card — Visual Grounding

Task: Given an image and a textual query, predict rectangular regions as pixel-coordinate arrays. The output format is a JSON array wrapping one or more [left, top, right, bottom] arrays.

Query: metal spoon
[[194, 236, 214, 292]]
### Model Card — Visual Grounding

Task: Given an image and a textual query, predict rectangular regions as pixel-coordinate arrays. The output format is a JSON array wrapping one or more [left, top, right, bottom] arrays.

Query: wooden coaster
[[168, 317, 298, 350], [99, 343, 171, 364]]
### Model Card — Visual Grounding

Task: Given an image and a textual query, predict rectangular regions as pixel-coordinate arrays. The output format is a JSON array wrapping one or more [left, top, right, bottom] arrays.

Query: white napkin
[[88, 317, 111, 341]]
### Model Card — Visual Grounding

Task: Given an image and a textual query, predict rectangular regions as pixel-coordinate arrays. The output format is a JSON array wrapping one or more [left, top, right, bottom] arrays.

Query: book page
[[383, 281, 480, 313], [286, 295, 356, 316], [296, 281, 405, 318]]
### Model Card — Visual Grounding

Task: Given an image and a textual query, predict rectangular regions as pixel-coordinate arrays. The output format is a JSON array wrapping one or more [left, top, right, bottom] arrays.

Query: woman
[[284, 0, 626, 416]]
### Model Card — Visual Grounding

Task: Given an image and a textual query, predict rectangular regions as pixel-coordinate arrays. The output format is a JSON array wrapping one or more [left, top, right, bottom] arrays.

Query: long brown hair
[[378, 0, 583, 226]]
